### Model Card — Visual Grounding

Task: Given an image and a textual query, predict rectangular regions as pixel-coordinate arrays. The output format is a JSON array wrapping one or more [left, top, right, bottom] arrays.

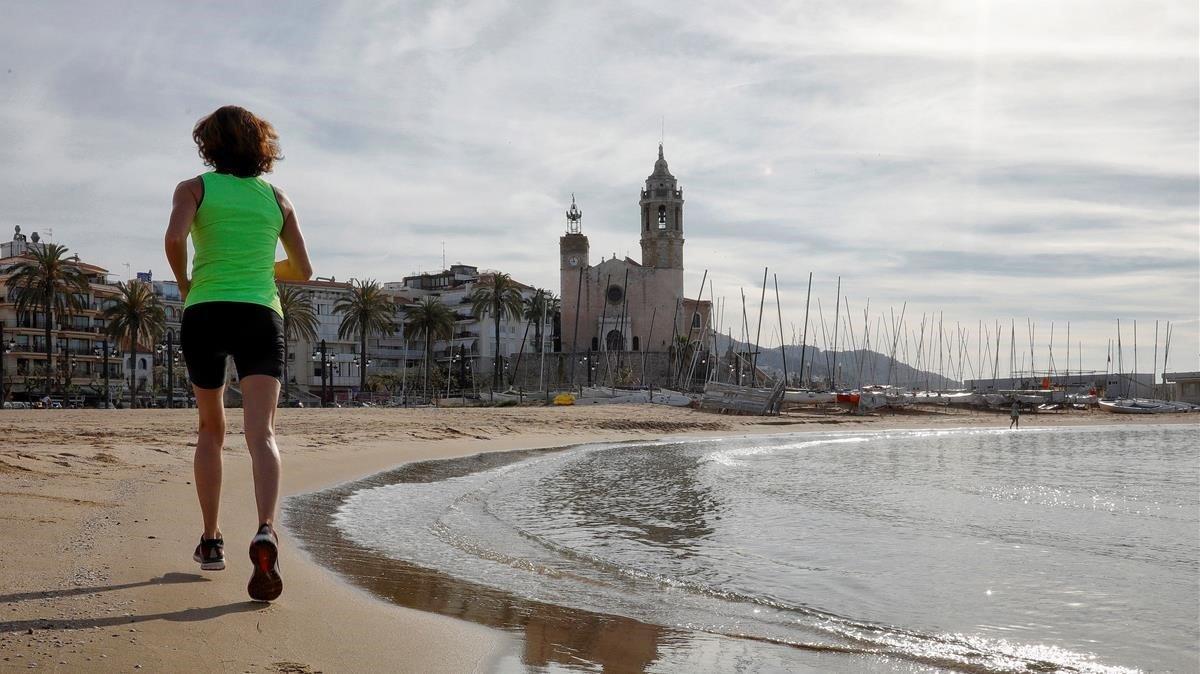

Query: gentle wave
[[327, 425, 1197, 672]]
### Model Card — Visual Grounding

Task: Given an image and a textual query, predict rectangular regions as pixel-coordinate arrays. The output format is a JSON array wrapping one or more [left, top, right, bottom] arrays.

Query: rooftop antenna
[[660, 115, 665, 145], [441, 240, 446, 271]]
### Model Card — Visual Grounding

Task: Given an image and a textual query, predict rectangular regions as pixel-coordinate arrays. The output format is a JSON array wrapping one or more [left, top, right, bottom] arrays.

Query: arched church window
[[657, 205, 667, 229], [605, 330, 625, 351], [632, 336, 639, 351], [692, 312, 701, 328]]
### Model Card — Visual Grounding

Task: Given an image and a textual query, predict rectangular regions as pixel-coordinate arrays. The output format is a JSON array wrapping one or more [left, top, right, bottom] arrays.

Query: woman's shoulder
[[174, 176, 205, 206], [266, 181, 294, 217]]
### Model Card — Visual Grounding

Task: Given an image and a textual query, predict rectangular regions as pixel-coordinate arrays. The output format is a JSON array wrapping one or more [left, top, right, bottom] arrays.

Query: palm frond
[[101, 280, 166, 350], [278, 284, 320, 343], [402, 296, 456, 341], [333, 279, 397, 341], [469, 272, 524, 322], [4, 243, 90, 322]]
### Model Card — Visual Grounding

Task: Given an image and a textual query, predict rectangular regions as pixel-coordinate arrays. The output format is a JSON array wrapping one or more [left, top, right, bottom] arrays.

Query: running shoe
[[247, 523, 283, 602], [192, 535, 225, 571]]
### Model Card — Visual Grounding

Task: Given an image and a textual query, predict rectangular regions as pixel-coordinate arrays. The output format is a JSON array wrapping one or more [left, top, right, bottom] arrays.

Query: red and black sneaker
[[192, 535, 225, 571], [247, 523, 282, 602]]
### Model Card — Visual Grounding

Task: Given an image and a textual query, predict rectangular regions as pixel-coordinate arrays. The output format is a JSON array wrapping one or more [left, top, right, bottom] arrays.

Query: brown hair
[[192, 105, 282, 177]]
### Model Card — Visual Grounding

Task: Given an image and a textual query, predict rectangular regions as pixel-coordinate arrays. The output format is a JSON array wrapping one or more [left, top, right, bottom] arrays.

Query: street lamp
[[93, 340, 119, 409], [579, 355, 595, 387], [352, 354, 372, 404], [0, 320, 14, 409], [311, 339, 331, 407], [155, 329, 182, 409]]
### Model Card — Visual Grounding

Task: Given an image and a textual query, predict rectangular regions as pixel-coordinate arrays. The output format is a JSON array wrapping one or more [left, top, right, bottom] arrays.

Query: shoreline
[[0, 406, 1192, 672]]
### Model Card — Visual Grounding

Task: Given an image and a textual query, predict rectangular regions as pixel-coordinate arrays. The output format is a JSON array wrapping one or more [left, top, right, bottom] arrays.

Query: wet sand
[[0, 405, 1191, 672]]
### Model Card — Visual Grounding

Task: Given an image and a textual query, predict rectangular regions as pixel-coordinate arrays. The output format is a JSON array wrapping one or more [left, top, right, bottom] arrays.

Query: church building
[[559, 145, 710, 360]]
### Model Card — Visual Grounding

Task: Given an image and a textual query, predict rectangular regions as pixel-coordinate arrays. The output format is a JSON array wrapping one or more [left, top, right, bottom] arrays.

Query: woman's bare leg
[[240, 375, 282, 526], [193, 385, 226, 538]]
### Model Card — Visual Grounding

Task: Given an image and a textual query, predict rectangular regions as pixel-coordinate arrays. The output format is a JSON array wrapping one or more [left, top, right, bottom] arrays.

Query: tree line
[[4, 244, 557, 405]]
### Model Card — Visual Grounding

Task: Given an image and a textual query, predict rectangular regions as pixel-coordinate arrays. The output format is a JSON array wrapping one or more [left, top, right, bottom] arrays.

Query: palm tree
[[278, 283, 319, 405], [334, 279, 396, 396], [469, 272, 524, 389], [4, 243, 90, 398], [402, 296, 455, 398], [523, 289, 560, 354], [101, 280, 165, 407], [512, 289, 560, 387]]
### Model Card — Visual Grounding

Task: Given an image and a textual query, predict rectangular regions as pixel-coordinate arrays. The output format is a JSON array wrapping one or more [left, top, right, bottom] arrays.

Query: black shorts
[[181, 302, 284, 389]]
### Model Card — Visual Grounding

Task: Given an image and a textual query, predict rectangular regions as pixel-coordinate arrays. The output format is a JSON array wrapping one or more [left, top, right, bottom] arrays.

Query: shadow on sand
[[0, 572, 268, 634], [0, 571, 208, 604]]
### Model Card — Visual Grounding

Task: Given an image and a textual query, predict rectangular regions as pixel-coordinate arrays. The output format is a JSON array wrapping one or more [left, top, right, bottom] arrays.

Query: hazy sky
[[1, 1, 1196, 374]]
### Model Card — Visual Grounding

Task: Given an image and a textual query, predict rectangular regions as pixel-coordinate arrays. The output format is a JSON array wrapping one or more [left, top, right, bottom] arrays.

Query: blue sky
[[1, 0, 1196, 374]]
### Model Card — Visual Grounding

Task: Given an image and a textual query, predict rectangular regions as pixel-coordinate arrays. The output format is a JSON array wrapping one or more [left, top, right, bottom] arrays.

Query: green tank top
[[185, 172, 284, 316]]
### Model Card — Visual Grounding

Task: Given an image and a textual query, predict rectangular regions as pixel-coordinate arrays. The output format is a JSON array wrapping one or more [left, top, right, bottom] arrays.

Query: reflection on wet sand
[[284, 446, 675, 673], [537, 444, 718, 554]]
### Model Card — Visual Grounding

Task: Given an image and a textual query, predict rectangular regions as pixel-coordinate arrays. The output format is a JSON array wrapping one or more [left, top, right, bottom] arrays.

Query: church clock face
[[567, 256, 579, 267]]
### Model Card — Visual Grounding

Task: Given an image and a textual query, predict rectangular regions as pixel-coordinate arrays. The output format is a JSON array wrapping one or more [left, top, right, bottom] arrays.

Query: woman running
[[164, 105, 313, 602]]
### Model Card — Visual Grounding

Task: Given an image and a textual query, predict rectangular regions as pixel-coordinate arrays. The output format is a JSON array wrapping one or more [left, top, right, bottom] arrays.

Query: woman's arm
[[164, 179, 201, 298], [273, 187, 314, 282]]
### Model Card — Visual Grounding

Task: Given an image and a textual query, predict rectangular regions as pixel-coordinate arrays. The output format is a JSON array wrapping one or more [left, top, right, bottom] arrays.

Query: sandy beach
[[0, 405, 1192, 673]]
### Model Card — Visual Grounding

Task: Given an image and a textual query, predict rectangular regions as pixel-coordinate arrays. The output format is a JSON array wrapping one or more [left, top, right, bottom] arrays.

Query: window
[[590, 337, 598, 351], [632, 336, 639, 351], [606, 285, 624, 304], [692, 313, 701, 328], [657, 205, 667, 229]]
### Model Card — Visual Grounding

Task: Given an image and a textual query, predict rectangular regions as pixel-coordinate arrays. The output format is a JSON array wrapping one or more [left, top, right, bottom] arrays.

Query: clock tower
[[559, 193, 589, 275]]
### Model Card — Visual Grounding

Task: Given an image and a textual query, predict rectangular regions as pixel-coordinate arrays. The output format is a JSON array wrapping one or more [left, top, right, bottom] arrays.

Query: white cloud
[[0, 0, 1195, 372]]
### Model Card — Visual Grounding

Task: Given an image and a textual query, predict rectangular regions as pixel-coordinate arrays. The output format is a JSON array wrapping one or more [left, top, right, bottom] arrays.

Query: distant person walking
[[1009, 401, 1021, 429], [165, 105, 313, 602]]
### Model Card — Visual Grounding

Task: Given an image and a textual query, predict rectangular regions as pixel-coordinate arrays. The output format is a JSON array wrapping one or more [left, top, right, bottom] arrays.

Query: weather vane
[[565, 193, 582, 234]]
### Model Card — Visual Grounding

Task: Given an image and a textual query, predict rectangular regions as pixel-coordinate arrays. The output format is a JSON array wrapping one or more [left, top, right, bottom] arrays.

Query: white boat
[[650, 389, 693, 406], [1065, 393, 1098, 405], [783, 389, 836, 405], [1098, 398, 1199, 414], [573, 387, 693, 406], [909, 391, 980, 406]]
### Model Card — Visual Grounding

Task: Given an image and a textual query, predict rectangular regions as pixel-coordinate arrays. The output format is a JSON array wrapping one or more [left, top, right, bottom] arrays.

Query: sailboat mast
[[831, 276, 841, 390], [1152, 320, 1158, 397], [751, 267, 767, 376], [568, 267, 584, 389], [1133, 319, 1139, 397], [774, 274, 788, 386], [798, 272, 812, 387]]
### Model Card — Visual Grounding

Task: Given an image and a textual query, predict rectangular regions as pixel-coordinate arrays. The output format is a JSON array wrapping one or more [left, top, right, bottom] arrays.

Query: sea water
[[289, 424, 1199, 672]]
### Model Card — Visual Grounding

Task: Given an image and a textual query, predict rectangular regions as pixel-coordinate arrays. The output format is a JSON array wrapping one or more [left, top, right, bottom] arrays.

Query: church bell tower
[[639, 144, 684, 269]]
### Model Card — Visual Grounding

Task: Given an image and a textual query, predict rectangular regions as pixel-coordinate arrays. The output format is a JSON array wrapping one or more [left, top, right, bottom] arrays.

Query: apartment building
[[0, 228, 125, 405]]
